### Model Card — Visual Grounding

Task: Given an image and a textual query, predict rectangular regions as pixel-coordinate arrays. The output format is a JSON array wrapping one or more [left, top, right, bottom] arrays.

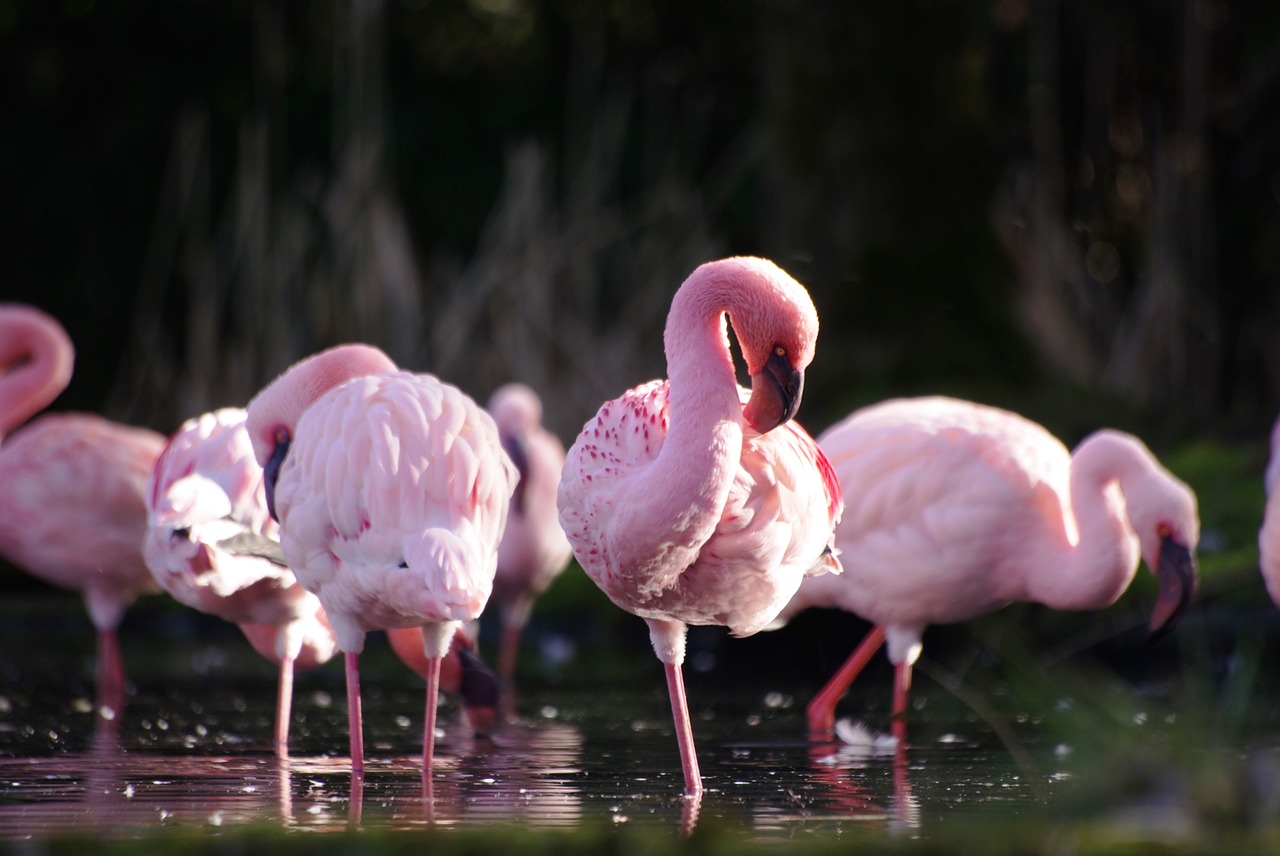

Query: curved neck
[[0, 309, 74, 439], [1029, 433, 1143, 610], [610, 281, 746, 574]]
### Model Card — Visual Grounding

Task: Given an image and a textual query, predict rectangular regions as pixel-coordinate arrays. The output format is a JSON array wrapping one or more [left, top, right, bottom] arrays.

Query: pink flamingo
[[780, 395, 1200, 742], [485, 383, 573, 702], [386, 625, 500, 736], [245, 344, 516, 778], [143, 406, 340, 756], [1259, 414, 1280, 606], [557, 257, 844, 798], [0, 303, 166, 717]]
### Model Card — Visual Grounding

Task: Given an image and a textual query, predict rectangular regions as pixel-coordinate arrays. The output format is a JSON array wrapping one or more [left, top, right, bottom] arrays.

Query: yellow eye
[[1157, 522, 1172, 538], [774, 346, 787, 357]]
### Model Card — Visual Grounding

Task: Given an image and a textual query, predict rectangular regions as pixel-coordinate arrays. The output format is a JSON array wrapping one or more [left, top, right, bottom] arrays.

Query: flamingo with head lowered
[[557, 257, 843, 798], [144, 406, 340, 756], [776, 395, 1200, 743], [245, 344, 517, 779], [0, 303, 166, 719]]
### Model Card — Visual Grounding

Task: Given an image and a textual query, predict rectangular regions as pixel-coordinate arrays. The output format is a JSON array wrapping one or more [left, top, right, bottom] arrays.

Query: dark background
[[2, 0, 1279, 688]]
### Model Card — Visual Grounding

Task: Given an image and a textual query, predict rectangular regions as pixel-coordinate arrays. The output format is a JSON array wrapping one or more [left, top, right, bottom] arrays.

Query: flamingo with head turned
[[0, 303, 166, 718], [245, 344, 517, 778], [143, 406, 340, 756], [776, 395, 1200, 742], [556, 256, 844, 798], [484, 383, 573, 705]]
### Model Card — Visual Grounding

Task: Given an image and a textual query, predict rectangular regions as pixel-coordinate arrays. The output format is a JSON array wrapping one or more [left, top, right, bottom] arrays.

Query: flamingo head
[[681, 257, 820, 434], [246, 344, 398, 520], [1129, 467, 1200, 640]]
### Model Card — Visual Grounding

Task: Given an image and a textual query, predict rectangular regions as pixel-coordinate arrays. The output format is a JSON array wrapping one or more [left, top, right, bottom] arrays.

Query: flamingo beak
[[744, 348, 803, 433], [501, 433, 530, 514], [1148, 534, 1198, 640], [457, 647, 501, 737], [263, 432, 290, 522]]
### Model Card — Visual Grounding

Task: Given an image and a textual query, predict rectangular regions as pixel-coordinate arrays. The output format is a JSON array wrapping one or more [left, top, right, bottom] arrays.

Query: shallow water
[[0, 595, 1197, 842]]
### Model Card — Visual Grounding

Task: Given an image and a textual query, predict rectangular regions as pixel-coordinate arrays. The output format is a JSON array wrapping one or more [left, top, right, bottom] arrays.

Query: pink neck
[[0, 307, 74, 439]]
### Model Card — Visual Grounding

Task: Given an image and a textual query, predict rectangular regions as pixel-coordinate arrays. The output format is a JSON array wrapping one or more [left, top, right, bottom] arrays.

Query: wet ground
[[2, 591, 1278, 846]]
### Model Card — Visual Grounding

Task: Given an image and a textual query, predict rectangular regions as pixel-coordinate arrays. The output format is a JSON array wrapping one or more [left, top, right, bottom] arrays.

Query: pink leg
[[275, 656, 295, 758], [890, 659, 913, 744], [806, 625, 886, 740], [345, 652, 365, 777], [498, 623, 521, 698], [422, 654, 442, 781], [663, 661, 703, 797], [96, 627, 125, 719]]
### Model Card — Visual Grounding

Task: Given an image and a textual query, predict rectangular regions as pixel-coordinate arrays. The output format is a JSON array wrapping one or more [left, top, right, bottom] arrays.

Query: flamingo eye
[[1157, 522, 1172, 538], [273, 426, 291, 445], [774, 346, 787, 357]]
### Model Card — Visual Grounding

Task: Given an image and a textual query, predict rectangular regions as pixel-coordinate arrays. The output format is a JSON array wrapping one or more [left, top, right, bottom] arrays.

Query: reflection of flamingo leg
[[345, 652, 365, 777], [96, 626, 125, 718], [275, 656, 295, 758], [806, 625, 886, 740], [663, 662, 703, 797], [891, 660, 913, 743]]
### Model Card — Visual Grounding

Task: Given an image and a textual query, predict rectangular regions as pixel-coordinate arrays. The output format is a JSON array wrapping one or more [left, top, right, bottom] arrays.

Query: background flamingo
[[1259, 413, 1280, 606], [0, 303, 165, 718], [245, 343, 516, 778], [485, 383, 572, 706], [777, 395, 1200, 742], [143, 406, 340, 756], [557, 256, 843, 798]]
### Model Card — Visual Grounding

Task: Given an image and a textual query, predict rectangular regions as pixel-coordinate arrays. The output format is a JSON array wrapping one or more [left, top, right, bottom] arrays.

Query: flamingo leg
[[275, 655, 295, 758], [96, 627, 125, 719], [890, 659, 913, 743], [806, 625, 887, 740], [422, 654, 442, 780], [663, 661, 703, 797], [345, 651, 365, 777], [497, 622, 521, 697]]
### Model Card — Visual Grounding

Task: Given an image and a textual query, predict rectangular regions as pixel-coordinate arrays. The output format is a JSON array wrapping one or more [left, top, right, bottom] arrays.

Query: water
[[0, 595, 1205, 843]]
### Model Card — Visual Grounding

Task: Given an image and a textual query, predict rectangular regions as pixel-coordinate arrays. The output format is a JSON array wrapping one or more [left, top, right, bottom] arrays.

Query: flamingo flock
[[20, 245, 1280, 815]]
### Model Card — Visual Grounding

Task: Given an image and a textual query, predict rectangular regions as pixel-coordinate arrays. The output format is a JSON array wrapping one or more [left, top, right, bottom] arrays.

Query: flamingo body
[[0, 304, 165, 715], [782, 396, 1201, 740], [144, 407, 339, 753], [246, 344, 516, 776], [557, 257, 843, 796], [1260, 414, 1280, 605]]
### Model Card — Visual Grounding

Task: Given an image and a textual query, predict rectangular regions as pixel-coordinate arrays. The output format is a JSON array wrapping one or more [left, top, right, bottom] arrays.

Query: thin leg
[[96, 627, 125, 719], [422, 654, 442, 781], [274, 656, 295, 758], [890, 660, 913, 744], [663, 661, 703, 797], [806, 625, 887, 740], [497, 621, 522, 713], [345, 651, 364, 777]]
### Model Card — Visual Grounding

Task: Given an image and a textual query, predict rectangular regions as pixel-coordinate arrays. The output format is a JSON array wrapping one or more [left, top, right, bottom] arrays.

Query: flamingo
[[778, 395, 1200, 742], [556, 256, 844, 798], [0, 304, 166, 718], [386, 625, 501, 737], [143, 406, 340, 756], [245, 344, 517, 778], [484, 383, 573, 703], [1259, 413, 1280, 606]]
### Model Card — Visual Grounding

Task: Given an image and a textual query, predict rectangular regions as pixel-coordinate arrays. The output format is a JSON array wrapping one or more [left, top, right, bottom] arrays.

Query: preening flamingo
[[557, 257, 844, 798], [143, 407, 340, 756], [0, 304, 165, 718], [778, 396, 1200, 742], [386, 625, 501, 736], [1259, 413, 1280, 606], [245, 344, 517, 778], [485, 383, 572, 701]]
